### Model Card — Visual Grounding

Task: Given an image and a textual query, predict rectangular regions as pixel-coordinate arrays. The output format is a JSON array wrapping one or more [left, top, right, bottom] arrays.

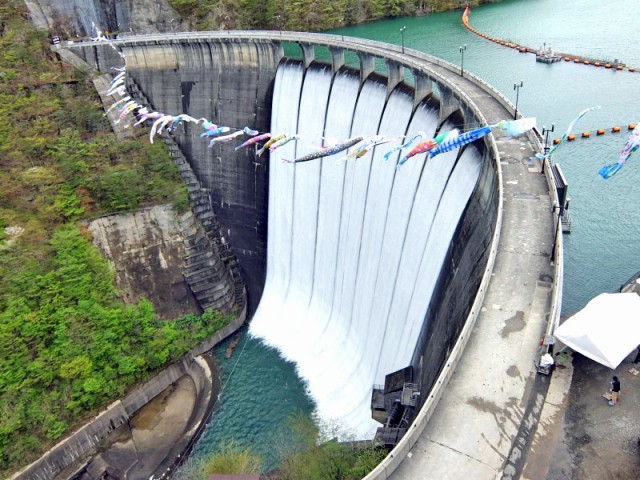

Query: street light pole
[[459, 44, 467, 77], [542, 124, 555, 156], [513, 80, 524, 119], [541, 123, 555, 173], [276, 14, 281, 34], [400, 26, 406, 54]]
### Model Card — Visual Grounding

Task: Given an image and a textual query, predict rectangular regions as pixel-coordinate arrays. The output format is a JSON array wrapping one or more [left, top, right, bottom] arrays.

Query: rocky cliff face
[[87, 204, 200, 320], [23, 0, 186, 37]]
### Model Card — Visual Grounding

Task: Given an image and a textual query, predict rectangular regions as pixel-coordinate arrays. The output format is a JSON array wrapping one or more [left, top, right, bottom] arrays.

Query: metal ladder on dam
[[125, 79, 246, 314]]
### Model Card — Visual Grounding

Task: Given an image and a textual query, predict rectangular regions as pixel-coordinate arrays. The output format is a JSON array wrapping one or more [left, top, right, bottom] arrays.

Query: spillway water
[[249, 62, 483, 439]]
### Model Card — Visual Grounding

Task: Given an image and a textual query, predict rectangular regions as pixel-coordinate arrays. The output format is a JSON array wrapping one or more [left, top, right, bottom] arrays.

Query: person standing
[[609, 376, 621, 406]]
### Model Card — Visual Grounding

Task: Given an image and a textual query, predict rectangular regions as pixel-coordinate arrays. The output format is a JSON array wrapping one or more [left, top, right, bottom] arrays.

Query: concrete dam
[[70, 32, 501, 444]]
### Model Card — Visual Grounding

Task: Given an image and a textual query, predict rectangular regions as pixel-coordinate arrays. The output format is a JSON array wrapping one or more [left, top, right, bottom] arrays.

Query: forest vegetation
[[168, 0, 499, 32], [0, 0, 231, 472], [179, 414, 389, 479]]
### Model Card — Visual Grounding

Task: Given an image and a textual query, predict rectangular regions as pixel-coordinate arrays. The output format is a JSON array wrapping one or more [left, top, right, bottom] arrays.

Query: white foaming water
[[250, 62, 483, 439]]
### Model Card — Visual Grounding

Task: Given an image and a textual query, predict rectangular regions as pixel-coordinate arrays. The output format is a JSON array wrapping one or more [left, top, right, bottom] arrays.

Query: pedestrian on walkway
[[609, 375, 621, 406]]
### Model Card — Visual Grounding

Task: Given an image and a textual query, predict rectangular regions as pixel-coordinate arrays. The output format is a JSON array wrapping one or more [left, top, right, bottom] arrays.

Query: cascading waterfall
[[250, 61, 483, 439]]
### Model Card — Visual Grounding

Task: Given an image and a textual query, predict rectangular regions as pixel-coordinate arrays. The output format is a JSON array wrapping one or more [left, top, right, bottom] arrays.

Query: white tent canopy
[[555, 292, 640, 369]]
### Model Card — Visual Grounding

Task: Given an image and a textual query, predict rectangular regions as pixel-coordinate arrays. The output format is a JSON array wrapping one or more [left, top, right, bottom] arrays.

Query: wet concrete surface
[[74, 354, 220, 480], [93, 375, 196, 479], [533, 350, 640, 480]]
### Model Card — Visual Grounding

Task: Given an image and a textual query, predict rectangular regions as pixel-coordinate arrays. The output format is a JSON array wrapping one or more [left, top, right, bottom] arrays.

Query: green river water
[[187, 0, 640, 472]]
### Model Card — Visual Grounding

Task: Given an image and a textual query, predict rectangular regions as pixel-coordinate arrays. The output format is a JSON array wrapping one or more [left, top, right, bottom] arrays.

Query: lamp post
[[541, 123, 555, 173], [400, 26, 406, 54], [513, 80, 524, 119], [459, 44, 467, 77]]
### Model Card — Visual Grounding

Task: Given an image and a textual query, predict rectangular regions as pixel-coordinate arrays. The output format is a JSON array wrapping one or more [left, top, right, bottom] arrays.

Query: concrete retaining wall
[[411, 146, 499, 397], [87, 204, 202, 320], [11, 303, 246, 480]]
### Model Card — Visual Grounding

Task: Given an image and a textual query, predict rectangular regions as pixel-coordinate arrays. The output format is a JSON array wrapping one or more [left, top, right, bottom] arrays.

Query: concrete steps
[[127, 78, 246, 315]]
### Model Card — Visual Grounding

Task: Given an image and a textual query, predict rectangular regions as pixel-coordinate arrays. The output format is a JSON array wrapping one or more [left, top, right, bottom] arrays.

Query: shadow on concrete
[[548, 351, 640, 479]]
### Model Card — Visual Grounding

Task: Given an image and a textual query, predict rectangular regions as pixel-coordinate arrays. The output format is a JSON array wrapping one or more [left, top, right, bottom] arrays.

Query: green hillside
[[0, 1, 229, 472]]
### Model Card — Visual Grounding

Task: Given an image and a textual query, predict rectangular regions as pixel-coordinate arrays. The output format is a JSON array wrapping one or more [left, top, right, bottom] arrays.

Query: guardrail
[[539, 159, 564, 355]]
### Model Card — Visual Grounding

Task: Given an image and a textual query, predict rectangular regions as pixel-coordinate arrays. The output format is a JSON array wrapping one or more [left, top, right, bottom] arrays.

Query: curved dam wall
[[250, 60, 496, 437], [125, 39, 280, 313], [70, 34, 498, 438]]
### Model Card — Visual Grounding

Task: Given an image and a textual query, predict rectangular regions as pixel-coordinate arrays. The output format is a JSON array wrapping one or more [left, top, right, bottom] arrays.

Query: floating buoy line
[[554, 124, 636, 144], [462, 7, 638, 73]]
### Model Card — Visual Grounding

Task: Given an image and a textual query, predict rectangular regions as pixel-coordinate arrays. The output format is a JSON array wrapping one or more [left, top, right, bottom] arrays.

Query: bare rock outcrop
[[87, 204, 200, 319]]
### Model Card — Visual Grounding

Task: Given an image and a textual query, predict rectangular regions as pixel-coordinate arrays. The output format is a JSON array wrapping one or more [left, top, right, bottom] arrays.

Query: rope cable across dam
[[462, 6, 639, 73]]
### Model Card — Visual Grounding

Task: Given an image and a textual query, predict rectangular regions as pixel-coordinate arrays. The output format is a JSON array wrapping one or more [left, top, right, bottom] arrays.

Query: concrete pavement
[[528, 349, 640, 479]]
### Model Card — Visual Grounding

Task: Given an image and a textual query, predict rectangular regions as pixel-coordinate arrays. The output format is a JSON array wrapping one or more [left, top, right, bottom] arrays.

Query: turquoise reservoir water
[[187, 331, 315, 472], [331, 0, 640, 314], [188, 0, 640, 471]]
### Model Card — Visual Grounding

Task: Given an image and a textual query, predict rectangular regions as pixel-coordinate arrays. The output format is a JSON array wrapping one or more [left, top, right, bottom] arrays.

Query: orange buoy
[[597, 129, 605, 135], [629, 67, 636, 72], [594, 62, 601, 67], [605, 63, 612, 68], [616, 65, 624, 70], [553, 138, 561, 145], [583, 60, 590, 65], [612, 126, 621, 132], [519, 48, 527, 53], [564, 57, 571, 61], [582, 132, 590, 138], [574, 58, 580, 63], [567, 134, 576, 141], [629, 124, 637, 130]]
